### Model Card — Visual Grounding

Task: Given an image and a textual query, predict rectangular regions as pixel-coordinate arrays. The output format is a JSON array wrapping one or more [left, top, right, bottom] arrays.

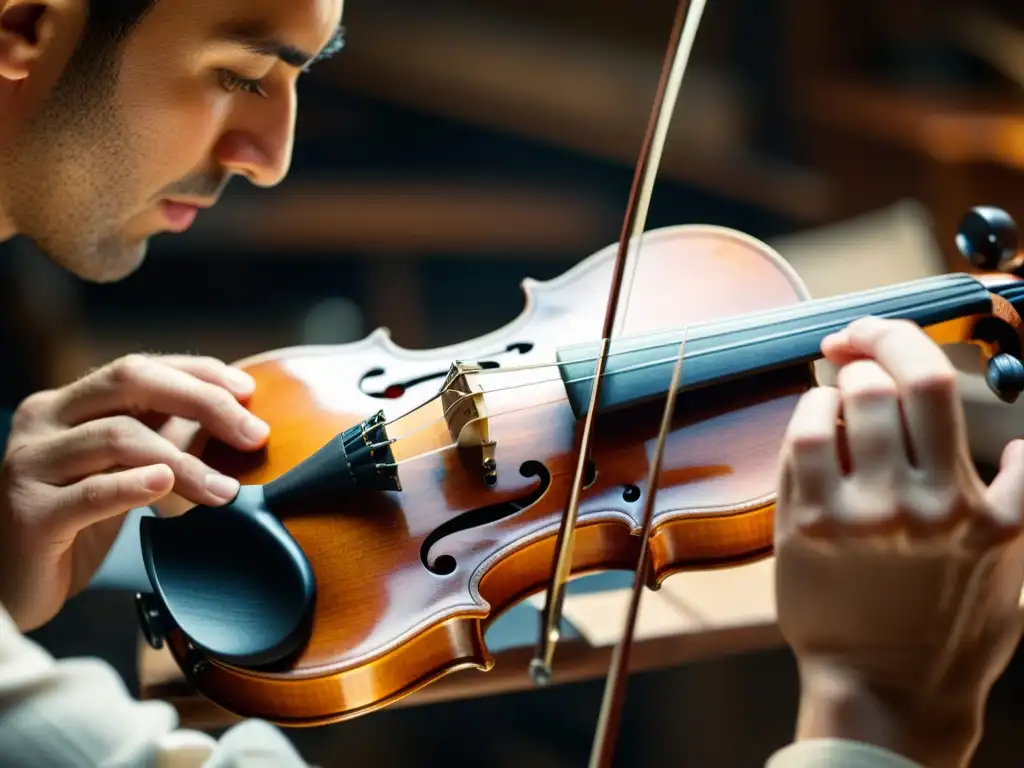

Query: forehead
[[140, 0, 344, 56]]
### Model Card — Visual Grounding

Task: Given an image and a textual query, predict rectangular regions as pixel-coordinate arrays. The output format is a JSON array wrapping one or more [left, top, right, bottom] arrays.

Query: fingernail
[[242, 416, 270, 444], [227, 368, 256, 395], [206, 473, 240, 502], [142, 465, 173, 492]]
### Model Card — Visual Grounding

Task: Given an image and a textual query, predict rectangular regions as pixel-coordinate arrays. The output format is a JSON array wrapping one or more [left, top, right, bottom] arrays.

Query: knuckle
[[2, 444, 33, 477], [12, 390, 56, 427], [204, 385, 243, 421], [789, 429, 834, 456], [903, 485, 958, 519], [854, 425, 897, 454], [906, 368, 958, 399], [840, 485, 899, 523], [110, 353, 152, 386], [797, 385, 839, 412], [192, 355, 226, 371], [839, 385, 897, 409], [845, 385, 898, 410], [837, 360, 897, 396], [80, 477, 109, 510], [102, 416, 142, 455], [4, 481, 48, 536]]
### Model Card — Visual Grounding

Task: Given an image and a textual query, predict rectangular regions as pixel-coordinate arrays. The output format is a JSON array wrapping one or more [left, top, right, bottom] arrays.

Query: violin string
[[379, 396, 574, 470], [381, 291, 971, 444], [378, 273, 974, 415], [374, 271, 973, 437]]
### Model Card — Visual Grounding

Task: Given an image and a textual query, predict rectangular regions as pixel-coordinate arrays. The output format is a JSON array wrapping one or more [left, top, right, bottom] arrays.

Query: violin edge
[[152, 503, 781, 727], [224, 224, 807, 371]]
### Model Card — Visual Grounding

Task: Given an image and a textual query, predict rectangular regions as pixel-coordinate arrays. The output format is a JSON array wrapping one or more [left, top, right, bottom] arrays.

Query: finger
[[835, 359, 909, 482], [778, 387, 843, 536], [26, 416, 240, 506], [52, 354, 269, 451], [824, 316, 962, 482], [982, 439, 1024, 541], [46, 464, 175, 539], [157, 355, 256, 399], [159, 416, 207, 454], [821, 329, 870, 367]]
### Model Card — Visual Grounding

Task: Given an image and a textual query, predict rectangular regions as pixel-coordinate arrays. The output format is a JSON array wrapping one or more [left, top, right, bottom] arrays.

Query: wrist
[[796, 666, 983, 768]]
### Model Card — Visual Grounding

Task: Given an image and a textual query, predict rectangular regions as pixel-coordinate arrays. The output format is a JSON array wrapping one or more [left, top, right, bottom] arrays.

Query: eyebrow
[[221, 23, 346, 72]]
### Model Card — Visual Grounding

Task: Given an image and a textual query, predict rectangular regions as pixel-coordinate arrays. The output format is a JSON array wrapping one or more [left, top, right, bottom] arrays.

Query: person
[[768, 315, 1024, 767], [1, 1, 1022, 766]]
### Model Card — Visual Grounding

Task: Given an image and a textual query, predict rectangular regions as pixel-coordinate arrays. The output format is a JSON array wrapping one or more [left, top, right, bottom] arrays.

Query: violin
[[131, 0, 1024, 763]]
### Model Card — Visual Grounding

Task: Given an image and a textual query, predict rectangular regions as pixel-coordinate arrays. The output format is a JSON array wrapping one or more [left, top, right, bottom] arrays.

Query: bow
[[529, 0, 710, 764]]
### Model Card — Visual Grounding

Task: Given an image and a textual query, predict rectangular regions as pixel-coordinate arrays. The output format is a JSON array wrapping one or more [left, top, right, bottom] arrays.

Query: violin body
[[139, 219, 1024, 727], [146, 225, 823, 725]]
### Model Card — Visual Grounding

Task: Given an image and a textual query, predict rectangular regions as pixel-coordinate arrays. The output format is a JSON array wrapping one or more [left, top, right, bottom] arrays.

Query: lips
[[160, 200, 200, 231]]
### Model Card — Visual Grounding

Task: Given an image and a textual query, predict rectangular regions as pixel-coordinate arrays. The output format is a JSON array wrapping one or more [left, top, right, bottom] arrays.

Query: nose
[[214, 86, 297, 188]]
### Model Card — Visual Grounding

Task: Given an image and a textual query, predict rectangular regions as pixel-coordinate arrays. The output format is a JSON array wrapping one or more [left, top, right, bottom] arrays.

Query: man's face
[[0, 0, 344, 282]]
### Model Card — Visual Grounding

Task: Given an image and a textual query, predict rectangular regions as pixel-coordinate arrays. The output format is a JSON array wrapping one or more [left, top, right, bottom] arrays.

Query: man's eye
[[219, 70, 267, 97]]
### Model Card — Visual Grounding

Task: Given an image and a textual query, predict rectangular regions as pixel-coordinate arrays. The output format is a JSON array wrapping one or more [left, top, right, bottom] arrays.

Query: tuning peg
[[956, 206, 1019, 271], [986, 352, 1024, 404]]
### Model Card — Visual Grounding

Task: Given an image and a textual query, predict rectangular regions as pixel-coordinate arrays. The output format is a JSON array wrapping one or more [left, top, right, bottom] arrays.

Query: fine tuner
[[956, 206, 1024, 402]]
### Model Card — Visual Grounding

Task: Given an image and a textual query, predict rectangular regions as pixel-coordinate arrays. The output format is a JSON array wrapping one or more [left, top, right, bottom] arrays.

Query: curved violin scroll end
[[952, 206, 1024, 403], [986, 353, 1024, 404], [957, 206, 1019, 273], [977, 288, 1024, 403], [138, 486, 317, 670]]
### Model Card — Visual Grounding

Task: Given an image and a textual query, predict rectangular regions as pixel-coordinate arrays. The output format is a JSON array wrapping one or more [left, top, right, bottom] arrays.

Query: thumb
[[984, 439, 1024, 531]]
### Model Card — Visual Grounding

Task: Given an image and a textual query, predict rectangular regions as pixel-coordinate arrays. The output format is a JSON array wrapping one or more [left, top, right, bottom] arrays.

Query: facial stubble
[[3, 41, 151, 283]]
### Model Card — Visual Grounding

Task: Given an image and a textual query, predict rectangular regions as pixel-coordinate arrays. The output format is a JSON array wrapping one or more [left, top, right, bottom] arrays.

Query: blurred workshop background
[[6, 0, 1024, 764]]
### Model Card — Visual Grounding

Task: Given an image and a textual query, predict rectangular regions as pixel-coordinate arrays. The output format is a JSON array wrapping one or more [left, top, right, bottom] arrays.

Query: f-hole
[[421, 460, 551, 575], [359, 342, 535, 399]]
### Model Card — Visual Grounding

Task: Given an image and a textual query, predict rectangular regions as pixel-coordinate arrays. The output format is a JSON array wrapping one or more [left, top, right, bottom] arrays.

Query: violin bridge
[[440, 361, 497, 486]]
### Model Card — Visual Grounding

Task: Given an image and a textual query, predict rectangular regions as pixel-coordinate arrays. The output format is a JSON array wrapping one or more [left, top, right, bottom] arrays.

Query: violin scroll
[[948, 206, 1024, 402], [986, 353, 1024, 403], [957, 206, 1020, 273]]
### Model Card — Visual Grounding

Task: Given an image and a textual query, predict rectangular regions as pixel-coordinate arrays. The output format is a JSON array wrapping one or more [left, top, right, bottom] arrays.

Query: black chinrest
[[139, 485, 316, 668]]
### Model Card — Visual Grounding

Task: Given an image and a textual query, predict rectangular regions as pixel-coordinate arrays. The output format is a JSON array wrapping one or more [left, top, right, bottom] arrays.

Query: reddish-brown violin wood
[[161, 225, 1006, 726]]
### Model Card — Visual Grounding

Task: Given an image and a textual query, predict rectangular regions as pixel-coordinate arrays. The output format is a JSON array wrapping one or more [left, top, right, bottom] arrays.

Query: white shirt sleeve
[[766, 739, 925, 767], [1, 599, 931, 768], [0, 601, 310, 767]]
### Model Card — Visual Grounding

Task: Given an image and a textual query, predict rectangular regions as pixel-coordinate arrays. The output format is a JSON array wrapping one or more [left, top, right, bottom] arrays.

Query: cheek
[[119, 75, 232, 184]]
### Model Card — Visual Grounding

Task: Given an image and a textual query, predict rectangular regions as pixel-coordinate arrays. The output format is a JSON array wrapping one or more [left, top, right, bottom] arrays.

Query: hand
[[775, 316, 1024, 768], [0, 353, 270, 632]]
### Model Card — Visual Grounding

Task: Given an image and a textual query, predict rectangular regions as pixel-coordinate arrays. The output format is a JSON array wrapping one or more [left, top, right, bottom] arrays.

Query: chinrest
[[139, 485, 316, 668]]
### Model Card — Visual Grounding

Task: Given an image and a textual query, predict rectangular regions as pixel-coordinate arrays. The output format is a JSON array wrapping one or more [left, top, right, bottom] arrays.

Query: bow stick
[[528, 0, 709, 761]]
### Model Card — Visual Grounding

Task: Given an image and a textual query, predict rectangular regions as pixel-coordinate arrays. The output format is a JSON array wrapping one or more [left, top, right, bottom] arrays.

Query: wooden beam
[[802, 77, 1024, 170], [174, 180, 619, 255], [315, 1, 834, 223]]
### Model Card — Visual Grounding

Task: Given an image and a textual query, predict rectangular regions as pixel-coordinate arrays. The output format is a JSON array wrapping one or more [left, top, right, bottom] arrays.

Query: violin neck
[[556, 272, 994, 419]]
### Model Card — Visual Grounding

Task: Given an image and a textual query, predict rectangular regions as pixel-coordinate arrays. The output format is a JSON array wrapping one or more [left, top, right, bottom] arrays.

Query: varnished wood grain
[[155, 225, 1014, 726]]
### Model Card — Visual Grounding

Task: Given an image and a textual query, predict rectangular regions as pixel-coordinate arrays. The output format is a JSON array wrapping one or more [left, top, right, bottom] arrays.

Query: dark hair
[[48, 0, 157, 105], [84, 0, 158, 44]]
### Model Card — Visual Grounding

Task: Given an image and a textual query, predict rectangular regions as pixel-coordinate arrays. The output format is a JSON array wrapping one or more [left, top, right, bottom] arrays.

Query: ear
[[0, 2, 55, 81]]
